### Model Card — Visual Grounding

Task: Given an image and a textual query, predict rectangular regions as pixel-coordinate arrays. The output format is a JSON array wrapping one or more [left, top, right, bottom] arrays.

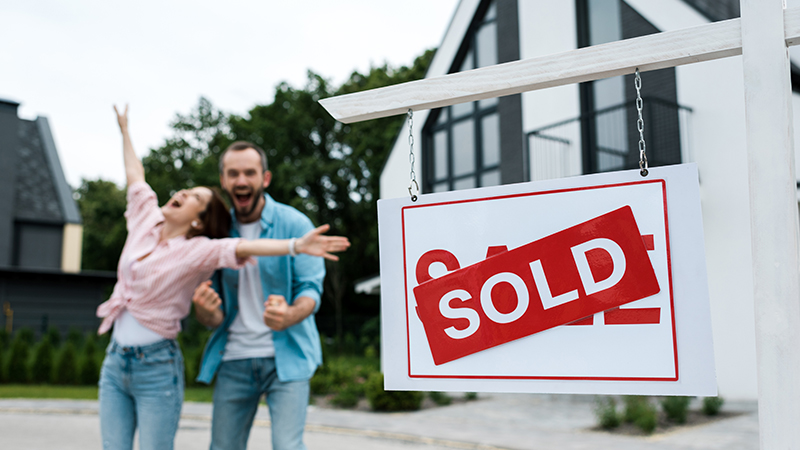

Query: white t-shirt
[[112, 310, 165, 347], [223, 221, 275, 361]]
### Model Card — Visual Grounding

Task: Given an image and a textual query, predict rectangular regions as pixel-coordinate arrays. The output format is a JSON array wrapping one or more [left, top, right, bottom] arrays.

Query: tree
[[142, 97, 230, 203], [31, 336, 55, 384], [75, 179, 127, 271]]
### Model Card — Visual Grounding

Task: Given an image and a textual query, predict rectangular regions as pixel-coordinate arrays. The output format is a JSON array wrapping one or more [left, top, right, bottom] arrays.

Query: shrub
[[623, 396, 658, 434], [594, 396, 621, 430], [16, 327, 35, 347], [661, 396, 692, 424], [702, 396, 725, 416], [45, 326, 62, 348], [623, 396, 649, 423], [428, 391, 452, 406], [636, 403, 658, 434], [182, 348, 202, 387], [80, 337, 100, 385], [464, 392, 478, 401], [31, 336, 55, 384], [0, 329, 9, 350], [0, 344, 6, 382], [7, 333, 31, 383], [331, 383, 363, 408], [66, 327, 83, 349], [365, 373, 422, 411], [54, 342, 79, 385]]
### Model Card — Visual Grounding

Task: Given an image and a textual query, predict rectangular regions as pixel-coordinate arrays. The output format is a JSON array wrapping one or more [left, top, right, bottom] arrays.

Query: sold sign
[[413, 206, 660, 365]]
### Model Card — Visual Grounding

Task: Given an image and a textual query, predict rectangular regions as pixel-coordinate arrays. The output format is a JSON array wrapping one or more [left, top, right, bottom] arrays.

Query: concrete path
[[0, 394, 759, 449]]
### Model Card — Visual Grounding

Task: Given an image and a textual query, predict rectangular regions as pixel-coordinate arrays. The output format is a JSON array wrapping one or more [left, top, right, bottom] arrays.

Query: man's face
[[220, 148, 271, 222]]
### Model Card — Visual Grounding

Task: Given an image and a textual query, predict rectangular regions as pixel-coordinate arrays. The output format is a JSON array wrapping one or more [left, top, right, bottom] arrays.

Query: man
[[193, 141, 325, 450]]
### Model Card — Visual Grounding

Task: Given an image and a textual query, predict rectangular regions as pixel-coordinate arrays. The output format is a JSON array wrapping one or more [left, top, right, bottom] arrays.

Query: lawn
[[0, 385, 215, 402]]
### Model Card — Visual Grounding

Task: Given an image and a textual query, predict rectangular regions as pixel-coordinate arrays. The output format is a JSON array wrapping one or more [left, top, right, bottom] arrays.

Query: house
[[377, 0, 792, 400], [0, 98, 115, 337]]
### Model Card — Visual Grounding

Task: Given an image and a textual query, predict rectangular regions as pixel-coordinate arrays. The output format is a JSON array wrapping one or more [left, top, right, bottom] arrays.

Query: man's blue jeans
[[211, 357, 309, 450], [98, 339, 184, 450]]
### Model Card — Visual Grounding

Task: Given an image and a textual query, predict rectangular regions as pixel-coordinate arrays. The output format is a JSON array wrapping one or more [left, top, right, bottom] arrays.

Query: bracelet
[[288, 237, 297, 256]]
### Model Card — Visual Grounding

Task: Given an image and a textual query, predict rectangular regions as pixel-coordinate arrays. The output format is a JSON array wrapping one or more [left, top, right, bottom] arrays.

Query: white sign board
[[378, 163, 716, 395]]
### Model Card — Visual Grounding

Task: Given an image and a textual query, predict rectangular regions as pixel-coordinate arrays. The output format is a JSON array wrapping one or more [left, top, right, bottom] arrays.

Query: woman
[[96, 105, 349, 450]]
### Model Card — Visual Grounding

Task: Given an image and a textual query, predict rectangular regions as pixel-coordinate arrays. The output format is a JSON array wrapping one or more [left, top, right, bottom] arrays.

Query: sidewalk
[[0, 394, 759, 450]]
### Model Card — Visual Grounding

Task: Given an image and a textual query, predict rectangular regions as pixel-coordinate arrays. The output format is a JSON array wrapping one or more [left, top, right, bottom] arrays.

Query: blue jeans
[[211, 357, 309, 450], [99, 339, 184, 450]]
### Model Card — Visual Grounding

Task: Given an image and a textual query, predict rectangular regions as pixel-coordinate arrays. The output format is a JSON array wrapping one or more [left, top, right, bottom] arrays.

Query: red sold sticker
[[413, 206, 660, 365]]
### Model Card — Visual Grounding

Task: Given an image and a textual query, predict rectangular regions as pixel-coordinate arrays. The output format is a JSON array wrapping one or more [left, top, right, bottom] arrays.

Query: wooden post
[[740, 0, 800, 447]]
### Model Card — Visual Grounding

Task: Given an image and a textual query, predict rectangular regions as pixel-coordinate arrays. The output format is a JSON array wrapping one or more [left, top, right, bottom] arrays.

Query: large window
[[424, 1, 502, 193], [577, 0, 682, 173]]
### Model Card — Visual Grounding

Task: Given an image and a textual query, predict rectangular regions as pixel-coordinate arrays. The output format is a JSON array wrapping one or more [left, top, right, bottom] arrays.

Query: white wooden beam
[[741, 0, 800, 447], [321, 6, 800, 124]]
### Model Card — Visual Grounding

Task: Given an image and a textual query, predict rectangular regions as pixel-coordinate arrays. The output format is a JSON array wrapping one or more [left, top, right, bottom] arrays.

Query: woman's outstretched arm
[[114, 105, 145, 185], [235, 224, 350, 261]]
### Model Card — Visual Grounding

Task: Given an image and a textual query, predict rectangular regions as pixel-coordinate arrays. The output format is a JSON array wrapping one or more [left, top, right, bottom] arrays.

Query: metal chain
[[407, 109, 419, 201], [635, 69, 649, 177]]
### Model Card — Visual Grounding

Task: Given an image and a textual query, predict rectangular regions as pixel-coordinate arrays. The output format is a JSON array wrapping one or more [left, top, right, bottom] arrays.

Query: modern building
[[0, 98, 115, 337], [377, 0, 796, 400]]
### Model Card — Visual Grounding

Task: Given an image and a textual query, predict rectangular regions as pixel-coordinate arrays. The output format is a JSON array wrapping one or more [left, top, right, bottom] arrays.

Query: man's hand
[[192, 280, 224, 328], [263, 295, 315, 331]]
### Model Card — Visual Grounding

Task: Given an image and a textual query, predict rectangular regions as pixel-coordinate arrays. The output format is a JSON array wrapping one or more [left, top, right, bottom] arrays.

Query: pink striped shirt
[[96, 181, 251, 339]]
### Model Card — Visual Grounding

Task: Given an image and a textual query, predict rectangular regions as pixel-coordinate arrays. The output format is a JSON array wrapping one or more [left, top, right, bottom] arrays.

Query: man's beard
[[230, 186, 264, 219]]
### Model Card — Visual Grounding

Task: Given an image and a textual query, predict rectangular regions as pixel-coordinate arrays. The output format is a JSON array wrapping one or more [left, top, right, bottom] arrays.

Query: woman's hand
[[114, 104, 145, 184], [113, 104, 129, 133], [295, 224, 350, 261]]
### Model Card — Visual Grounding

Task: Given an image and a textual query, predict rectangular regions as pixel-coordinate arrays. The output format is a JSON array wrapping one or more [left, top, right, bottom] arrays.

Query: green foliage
[[31, 337, 55, 384], [636, 405, 658, 434], [702, 396, 724, 416], [142, 97, 230, 204], [661, 396, 692, 424], [331, 382, 363, 408], [623, 396, 658, 434], [45, 326, 61, 348], [66, 327, 83, 349], [464, 392, 478, 401], [7, 333, 31, 383], [428, 391, 452, 406], [80, 336, 100, 386], [594, 396, 621, 430], [75, 179, 127, 271], [54, 342, 79, 385], [365, 373, 423, 412], [0, 345, 5, 382], [0, 329, 9, 350], [16, 327, 35, 347]]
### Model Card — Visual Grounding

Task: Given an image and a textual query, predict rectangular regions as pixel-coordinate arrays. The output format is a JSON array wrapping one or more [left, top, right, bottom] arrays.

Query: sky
[[1, 0, 460, 187]]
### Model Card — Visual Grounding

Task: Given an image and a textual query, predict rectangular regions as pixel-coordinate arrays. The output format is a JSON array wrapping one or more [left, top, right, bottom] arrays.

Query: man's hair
[[187, 187, 232, 240], [219, 141, 268, 174]]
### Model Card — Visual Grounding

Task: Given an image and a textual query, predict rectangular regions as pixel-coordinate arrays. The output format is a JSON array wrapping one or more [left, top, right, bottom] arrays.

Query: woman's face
[[161, 187, 213, 229]]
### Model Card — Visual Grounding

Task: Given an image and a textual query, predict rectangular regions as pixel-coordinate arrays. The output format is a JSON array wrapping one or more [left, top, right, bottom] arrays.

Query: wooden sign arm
[[320, 7, 800, 124]]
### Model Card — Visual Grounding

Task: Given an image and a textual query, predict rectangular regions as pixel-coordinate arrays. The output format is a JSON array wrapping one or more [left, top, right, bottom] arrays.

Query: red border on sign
[[401, 179, 678, 382]]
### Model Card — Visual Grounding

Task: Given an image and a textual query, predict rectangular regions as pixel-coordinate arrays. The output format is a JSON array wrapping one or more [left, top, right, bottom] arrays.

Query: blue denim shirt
[[197, 194, 324, 383]]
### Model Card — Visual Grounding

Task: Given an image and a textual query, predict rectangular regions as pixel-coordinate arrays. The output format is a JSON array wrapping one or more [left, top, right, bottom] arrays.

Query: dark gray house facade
[[0, 98, 115, 337]]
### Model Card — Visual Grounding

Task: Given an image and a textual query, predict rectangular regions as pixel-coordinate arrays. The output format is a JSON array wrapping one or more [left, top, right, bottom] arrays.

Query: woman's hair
[[187, 187, 231, 239]]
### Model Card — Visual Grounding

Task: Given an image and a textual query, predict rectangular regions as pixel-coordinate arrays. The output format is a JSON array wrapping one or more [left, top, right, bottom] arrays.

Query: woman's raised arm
[[235, 224, 350, 261], [114, 105, 145, 185]]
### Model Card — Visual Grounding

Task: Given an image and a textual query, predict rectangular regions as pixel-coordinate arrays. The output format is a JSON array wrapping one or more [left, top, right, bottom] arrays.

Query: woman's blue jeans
[[99, 339, 184, 450]]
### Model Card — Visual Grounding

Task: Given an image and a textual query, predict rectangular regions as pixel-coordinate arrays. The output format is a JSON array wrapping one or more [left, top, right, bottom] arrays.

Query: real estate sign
[[377, 163, 716, 395]]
